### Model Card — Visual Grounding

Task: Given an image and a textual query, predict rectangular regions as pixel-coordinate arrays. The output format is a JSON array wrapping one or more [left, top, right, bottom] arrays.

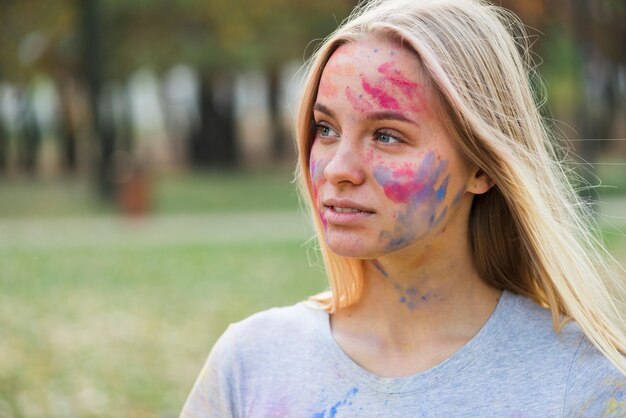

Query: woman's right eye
[[314, 123, 339, 139]]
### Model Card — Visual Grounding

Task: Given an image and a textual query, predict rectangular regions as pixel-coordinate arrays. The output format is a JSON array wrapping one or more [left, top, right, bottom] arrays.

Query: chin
[[323, 234, 377, 259]]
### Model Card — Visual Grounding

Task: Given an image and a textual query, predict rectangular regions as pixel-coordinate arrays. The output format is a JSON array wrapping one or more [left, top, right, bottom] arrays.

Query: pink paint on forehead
[[345, 86, 373, 114], [378, 61, 427, 113], [361, 78, 401, 111], [378, 62, 418, 97], [318, 80, 338, 98]]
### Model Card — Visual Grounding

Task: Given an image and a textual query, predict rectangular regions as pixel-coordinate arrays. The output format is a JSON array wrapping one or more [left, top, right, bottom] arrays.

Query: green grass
[[0, 169, 623, 418], [154, 169, 300, 213], [0, 169, 300, 218], [0, 241, 326, 418]]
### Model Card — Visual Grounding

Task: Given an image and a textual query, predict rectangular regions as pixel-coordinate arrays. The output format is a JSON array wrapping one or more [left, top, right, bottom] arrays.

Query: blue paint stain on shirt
[[311, 387, 360, 418]]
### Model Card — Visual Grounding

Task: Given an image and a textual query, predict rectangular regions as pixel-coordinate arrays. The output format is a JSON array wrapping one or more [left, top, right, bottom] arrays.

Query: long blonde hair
[[295, 0, 626, 374]]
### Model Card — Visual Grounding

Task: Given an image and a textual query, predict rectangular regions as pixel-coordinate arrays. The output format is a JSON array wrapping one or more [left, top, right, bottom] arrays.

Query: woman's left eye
[[375, 131, 402, 145]]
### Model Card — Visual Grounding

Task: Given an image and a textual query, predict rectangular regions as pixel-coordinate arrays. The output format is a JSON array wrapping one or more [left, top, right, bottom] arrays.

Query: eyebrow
[[313, 102, 418, 126], [313, 103, 336, 119], [365, 111, 418, 126]]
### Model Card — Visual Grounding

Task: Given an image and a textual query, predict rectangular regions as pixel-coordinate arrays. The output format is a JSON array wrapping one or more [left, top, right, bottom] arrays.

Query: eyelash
[[313, 122, 404, 146], [375, 129, 403, 145], [314, 123, 337, 138]]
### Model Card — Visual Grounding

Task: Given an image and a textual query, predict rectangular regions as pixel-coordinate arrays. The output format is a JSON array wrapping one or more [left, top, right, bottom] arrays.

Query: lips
[[321, 198, 375, 225], [322, 198, 375, 214]]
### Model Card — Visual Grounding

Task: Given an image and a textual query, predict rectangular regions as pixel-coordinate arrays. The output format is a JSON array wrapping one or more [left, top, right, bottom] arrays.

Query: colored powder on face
[[361, 78, 401, 111], [381, 178, 427, 204], [319, 207, 328, 231], [309, 160, 317, 182], [377, 61, 428, 114], [436, 176, 449, 202], [388, 236, 410, 250], [318, 80, 338, 98], [373, 152, 444, 205], [377, 62, 419, 99], [452, 188, 464, 206], [431, 205, 448, 227], [345, 86, 373, 114]]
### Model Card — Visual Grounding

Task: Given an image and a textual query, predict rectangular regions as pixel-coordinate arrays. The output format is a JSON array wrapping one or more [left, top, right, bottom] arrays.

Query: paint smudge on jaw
[[311, 387, 359, 418], [378, 210, 417, 252]]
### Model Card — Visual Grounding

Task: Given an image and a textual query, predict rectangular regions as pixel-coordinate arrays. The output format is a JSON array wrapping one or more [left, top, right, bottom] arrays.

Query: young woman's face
[[309, 36, 474, 258]]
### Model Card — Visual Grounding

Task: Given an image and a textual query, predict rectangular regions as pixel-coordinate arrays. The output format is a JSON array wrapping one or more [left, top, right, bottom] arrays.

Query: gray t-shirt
[[181, 291, 626, 417]]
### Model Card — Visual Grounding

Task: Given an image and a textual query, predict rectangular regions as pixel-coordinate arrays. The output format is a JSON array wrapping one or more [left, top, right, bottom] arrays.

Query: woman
[[182, 0, 626, 416]]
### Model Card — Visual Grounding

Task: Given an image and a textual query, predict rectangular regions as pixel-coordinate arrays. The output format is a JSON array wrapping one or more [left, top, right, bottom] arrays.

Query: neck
[[333, 234, 502, 351]]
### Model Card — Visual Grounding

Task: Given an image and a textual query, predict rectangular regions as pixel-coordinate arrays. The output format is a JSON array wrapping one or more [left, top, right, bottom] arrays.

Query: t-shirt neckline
[[311, 290, 520, 394]]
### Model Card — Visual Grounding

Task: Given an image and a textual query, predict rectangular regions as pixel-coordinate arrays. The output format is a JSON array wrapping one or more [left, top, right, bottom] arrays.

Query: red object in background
[[118, 172, 151, 216]]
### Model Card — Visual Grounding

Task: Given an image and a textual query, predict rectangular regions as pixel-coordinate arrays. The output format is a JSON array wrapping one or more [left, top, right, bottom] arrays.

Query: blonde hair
[[295, 0, 626, 374]]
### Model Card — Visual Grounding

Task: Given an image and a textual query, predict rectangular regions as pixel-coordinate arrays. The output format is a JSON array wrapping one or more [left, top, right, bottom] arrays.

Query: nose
[[323, 137, 366, 187]]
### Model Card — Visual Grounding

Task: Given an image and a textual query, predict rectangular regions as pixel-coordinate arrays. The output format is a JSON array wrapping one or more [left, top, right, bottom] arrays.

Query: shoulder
[[501, 293, 626, 415], [564, 337, 626, 417], [211, 301, 324, 367], [501, 292, 585, 355], [180, 302, 325, 417], [225, 301, 321, 346]]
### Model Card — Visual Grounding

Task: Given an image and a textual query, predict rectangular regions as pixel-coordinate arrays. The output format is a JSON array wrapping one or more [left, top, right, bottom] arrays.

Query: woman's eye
[[376, 131, 402, 144], [315, 124, 339, 138]]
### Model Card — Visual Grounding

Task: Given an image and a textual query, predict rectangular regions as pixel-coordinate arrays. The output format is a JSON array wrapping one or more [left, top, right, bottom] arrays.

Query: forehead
[[316, 36, 432, 119], [321, 37, 424, 86]]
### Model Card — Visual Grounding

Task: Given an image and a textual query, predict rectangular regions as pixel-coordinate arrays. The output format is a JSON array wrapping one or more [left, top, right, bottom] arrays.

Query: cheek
[[309, 157, 329, 199], [373, 152, 447, 206]]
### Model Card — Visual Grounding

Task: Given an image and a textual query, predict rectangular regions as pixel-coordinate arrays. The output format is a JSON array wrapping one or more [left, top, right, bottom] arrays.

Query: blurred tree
[[100, 0, 355, 164], [503, 0, 626, 203], [0, 0, 355, 188]]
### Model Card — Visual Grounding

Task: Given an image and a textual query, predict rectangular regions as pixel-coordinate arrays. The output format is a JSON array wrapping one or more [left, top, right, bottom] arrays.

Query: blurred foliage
[[0, 0, 355, 81]]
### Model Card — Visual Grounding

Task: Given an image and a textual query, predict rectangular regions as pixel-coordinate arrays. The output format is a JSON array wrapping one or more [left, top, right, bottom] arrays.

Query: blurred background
[[0, 0, 624, 417]]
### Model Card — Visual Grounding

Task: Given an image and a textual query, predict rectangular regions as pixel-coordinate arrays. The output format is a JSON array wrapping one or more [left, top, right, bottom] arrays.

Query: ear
[[467, 167, 494, 195]]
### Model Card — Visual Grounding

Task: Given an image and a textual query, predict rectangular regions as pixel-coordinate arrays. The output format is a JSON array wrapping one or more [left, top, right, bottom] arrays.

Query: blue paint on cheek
[[373, 167, 391, 186], [436, 176, 449, 202]]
